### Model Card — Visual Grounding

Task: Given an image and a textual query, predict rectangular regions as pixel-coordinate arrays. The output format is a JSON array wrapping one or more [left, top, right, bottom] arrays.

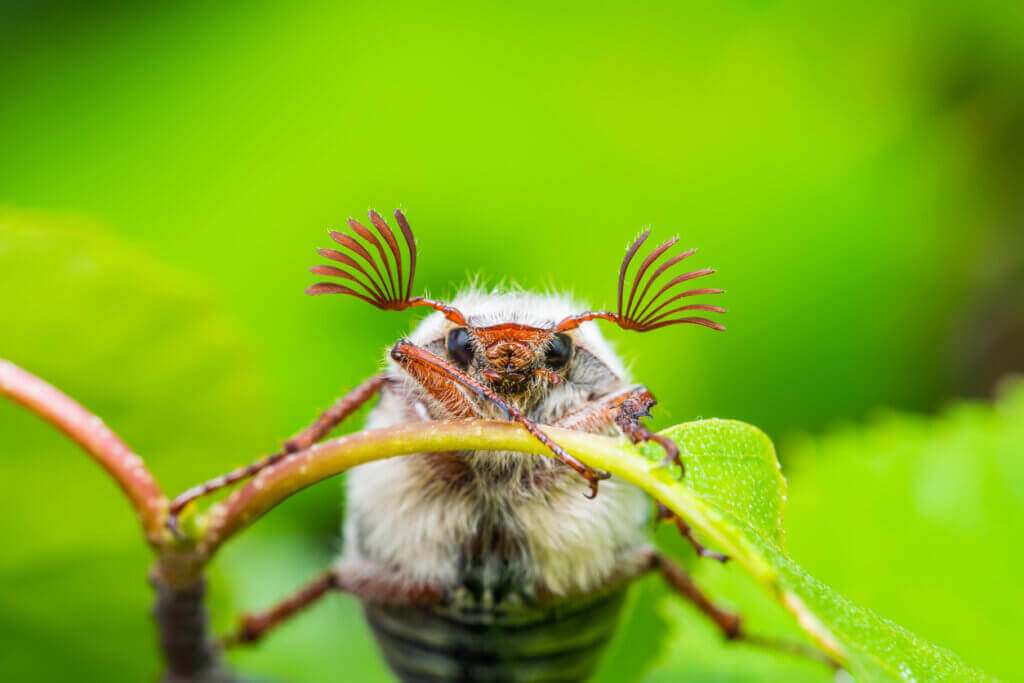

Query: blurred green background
[[2, 1, 1023, 680]]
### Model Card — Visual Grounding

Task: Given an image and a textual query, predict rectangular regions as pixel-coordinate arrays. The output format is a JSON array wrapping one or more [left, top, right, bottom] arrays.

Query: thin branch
[[0, 358, 168, 547], [196, 421, 563, 557], [196, 421, 744, 566]]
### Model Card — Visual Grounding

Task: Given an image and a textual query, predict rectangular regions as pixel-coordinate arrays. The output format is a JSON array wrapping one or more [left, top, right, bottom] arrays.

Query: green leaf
[[626, 418, 991, 682], [783, 383, 1024, 681]]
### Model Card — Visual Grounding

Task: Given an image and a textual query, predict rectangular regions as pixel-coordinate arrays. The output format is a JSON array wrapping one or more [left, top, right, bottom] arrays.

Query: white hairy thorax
[[342, 291, 652, 599]]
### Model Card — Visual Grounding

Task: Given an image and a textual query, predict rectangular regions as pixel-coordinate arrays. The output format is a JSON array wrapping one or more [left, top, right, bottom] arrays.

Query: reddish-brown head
[[443, 323, 572, 394]]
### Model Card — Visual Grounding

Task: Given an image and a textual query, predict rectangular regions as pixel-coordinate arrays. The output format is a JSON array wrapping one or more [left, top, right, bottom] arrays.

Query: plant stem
[[0, 358, 167, 546], [196, 420, 768, 581], [0, 358, 226, 677], [150, 572, 233, 682]]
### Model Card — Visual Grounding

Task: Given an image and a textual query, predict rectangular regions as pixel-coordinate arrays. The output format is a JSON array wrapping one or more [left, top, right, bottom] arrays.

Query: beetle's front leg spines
[[614, 391, 683, 474]]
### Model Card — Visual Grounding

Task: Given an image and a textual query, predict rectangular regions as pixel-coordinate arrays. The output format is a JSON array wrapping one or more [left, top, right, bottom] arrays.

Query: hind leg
[[643, 549, 838, 668], [223, 561, 444, 647]]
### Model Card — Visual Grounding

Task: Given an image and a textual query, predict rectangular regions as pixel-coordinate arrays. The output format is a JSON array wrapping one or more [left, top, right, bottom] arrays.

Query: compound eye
[[545, 333, 573, 370], [446, 328, 474, 370]]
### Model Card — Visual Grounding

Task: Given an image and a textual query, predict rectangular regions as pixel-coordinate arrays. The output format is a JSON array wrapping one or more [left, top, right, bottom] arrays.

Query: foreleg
[[557, 390, 732, 562], [167, 374, 386, 529], [554, 385, 681, 472]]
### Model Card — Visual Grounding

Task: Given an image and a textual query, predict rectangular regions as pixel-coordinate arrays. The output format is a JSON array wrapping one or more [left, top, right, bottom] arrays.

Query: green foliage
[[0, 212, 392, 681], [0, 211, 269, 680], [784, 383, 1024, 681], [631, 419, 989, 681]]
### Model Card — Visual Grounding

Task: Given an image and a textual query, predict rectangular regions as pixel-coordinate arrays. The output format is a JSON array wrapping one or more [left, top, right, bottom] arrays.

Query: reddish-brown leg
[[656, 502, 729, 563], [280, 374, 389, 453], [223, 562, 444, 647], [390, 340, 611, 498], [644, 550, 837, 668], [166, 374, 386, 533], [554, 385, 682, 472], [552, 385, 641, 432], [614, 391, 682, 472], [223, 571, 337, 648], [557, 390, 727, 561], [651, 550, 741, 636]]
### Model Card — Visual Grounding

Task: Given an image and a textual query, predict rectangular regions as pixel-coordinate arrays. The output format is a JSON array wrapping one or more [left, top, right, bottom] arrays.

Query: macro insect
[[167, 210, 822, 681]]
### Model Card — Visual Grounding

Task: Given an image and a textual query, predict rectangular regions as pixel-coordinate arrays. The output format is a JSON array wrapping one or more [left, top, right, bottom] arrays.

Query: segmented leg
[[614, 390, 682, 472], [223, 562, 444, 647], [223, 571, 337, 647], [390, 340, 611, 498], [651, 551, 741, 637], [559, 392, 725, 561], [552, 385, 640, 432], [656, 502, 729, 563], [166, 374, 386, 533], [280, 374, 389, 453], [554, 385, 681, 472], [648, 550, 837, 668]]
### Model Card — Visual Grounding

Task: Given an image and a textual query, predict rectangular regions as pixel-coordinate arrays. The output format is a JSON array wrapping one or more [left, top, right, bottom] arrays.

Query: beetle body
[[345, 293, 650, 681]]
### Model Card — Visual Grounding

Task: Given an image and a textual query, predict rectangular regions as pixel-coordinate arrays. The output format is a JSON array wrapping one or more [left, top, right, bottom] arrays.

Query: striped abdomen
[[364, 588, 627, 682]]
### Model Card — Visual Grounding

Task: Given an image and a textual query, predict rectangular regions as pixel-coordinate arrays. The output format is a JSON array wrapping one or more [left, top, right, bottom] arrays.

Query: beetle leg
[[279, 374, 389, 453], [558, 392, 727, 560], [552, 386, 640, 432], [223, 571, 337, 647], [166, 374, 387, 536], [656, 502, 729, 563], [223, 561, 444, 647], [650, 550, 741, 637], [639, 549, 838, 669], [613, 390, 682, 472], [390, 340, 611, 498], [554, 385, 681, 473]]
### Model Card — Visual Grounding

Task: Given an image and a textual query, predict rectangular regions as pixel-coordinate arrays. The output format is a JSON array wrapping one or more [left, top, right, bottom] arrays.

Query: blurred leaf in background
[[0, 210, 277, 680]]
